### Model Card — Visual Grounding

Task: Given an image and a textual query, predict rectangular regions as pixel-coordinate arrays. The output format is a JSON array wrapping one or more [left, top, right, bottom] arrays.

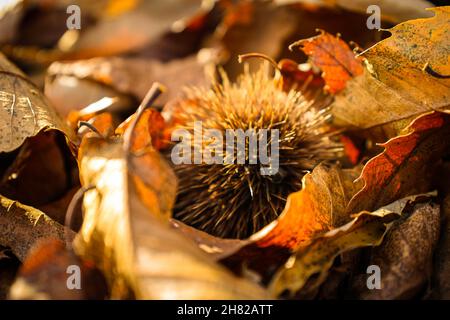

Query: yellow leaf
[[332, 7, 450, 137]]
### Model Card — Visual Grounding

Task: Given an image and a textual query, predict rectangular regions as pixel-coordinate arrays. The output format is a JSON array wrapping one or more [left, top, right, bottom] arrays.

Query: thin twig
[[238, 53, 280, 71]]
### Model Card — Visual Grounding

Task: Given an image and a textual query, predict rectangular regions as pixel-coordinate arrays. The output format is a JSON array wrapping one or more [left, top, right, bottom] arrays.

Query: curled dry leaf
[[0, 194, 75, 262], [347, 111, 450, 214], [46, 55, 209, 106], [268, 192, 435, 298], [332, 7, 450, 137], [351, 201, 440, 299], [75, 107, 269, 299], [290, 30, 364, 93], [0, 52, 74, 153]]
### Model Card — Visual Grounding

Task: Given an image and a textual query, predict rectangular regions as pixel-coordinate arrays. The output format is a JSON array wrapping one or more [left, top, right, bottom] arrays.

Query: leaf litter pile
[[0, 0, 449, 300]]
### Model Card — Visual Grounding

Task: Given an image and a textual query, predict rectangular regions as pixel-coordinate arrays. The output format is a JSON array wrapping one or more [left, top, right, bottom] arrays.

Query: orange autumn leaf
[[221, 164, 362, 280], [347, 111, 450, 214], [253, 165, 362, 249], [116, 108, 168, 150], [290, 30, 364, 93]]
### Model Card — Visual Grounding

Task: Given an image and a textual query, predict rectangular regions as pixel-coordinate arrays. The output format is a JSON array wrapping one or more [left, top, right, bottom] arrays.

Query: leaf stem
[[123, 82, 165, 155]]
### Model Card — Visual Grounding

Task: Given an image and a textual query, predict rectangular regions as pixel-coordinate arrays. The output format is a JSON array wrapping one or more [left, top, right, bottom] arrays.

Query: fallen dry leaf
[[0, 52, 75, 153], [351, 201, 440, 299], [0, 1, 449, 302], [0, 194, 75, 261], [268, 192, 435, 297], [290, 30, 364, 93], [347, 111, 450, 214], [332, 7, 450, 137], [46, 55, 209, 107]]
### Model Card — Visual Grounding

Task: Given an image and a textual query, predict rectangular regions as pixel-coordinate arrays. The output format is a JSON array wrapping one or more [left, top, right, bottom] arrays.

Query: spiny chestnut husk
[[168, 67, 341, 239]]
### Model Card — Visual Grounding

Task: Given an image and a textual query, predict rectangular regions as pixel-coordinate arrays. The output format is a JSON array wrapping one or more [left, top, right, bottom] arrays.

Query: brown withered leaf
[[332, 7, 450, 137], [46, 55, 209, 106], [347, 111, 450, 215], [220, 164, 363, 281], [9, 238, 108, 300], [351, 201, 440, 299], [0, 194, 75, 261], [75, 104, 269, 299], [268, 193, 435, 298], [0, 52, 75, 153], [290, 30, 364, 93]]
